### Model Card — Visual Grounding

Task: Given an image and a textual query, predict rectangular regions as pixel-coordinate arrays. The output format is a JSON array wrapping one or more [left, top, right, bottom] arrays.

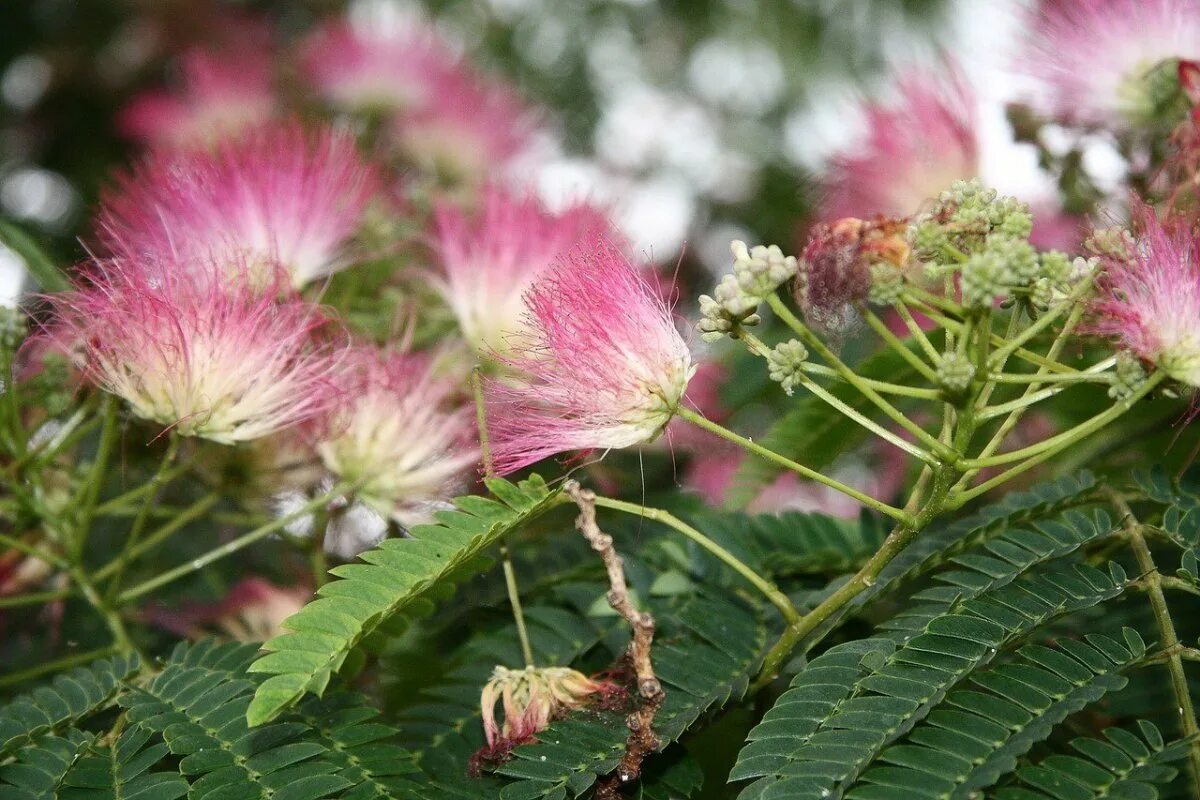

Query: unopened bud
[[766, 340, 809, 396]]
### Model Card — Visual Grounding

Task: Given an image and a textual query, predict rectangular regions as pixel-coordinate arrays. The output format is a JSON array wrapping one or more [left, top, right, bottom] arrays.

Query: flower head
[[480, 665, 621, 749], [433, 186, 615, 355], [97, 121, 377, 289], [1088, 205, 1200, 386], [317, 347, 478, 524], [485, 240, 695, 475], [393, 70, 534, 184], [300, 17, 458, 113], [46, 259, 341, 443], [824, 72, 976, 220], [796, 216, 912, 333], [1026, 0, 1200, 128], [119, 47, 277, 148]]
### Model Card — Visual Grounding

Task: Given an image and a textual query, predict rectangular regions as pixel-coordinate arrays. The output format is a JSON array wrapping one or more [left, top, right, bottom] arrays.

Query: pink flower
[[142, 578, 311, 642], [46, 259, 341, 443], [480, 666, 620, 749], [1088, 205, 1200, 386], [1025, 0, 1200, 128], [393, 70, 534, 184], [119, 48, 277, 148], [300, 17, 458, 113], [485, 239, 694, 475], [433, 186, 615, 354], [824, 72, 977, 220], [97, 121, 377, 288], [317, 347, 478, 524]]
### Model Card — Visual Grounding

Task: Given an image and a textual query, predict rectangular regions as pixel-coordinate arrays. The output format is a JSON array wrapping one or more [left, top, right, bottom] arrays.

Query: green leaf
[[723, 344, 920, 509], [0, 729, 94, 800], [997, 724, 1187, 800], [735, 551, 1131, 799], [246, 475, 561, 726], [0, 219, 69, 293], [58, 727, 188, 800], [0, 653, 140, 759]]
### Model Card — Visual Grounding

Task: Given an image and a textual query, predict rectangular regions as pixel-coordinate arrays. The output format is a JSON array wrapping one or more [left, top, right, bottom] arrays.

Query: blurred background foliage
[[1, 0, 946, 284]]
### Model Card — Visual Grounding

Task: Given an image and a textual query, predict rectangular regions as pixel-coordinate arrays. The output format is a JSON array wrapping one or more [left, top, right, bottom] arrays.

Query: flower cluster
[[316, 348, 478, 525], [1089, 206, 1200, 388], [97, 122, 378, 289], [47, 261, 340, 444], [434, 187, 615, 355], [486, 240, 695, 475]]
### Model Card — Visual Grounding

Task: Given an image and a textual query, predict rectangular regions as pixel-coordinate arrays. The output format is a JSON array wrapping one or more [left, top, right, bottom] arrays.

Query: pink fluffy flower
[[1089, 205, 1200, 386], [824, 72, 977, 220], [119, 48, 277, 148], [393, 70, 534, 183], [486, 239, 695, 475], [97, 122, 377, 288], [317, 347, 478, 524], [300, 17, 458, 113], [46, 259, 341, 443], [433, 186, 615, 355], [1026, 0, 1200, 128]]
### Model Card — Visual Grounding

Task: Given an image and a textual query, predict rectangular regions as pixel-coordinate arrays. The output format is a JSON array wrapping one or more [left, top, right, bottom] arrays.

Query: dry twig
[[565, 480, 663, 796]]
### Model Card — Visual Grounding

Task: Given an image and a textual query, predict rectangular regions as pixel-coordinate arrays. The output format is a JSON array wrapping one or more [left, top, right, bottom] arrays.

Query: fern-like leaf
[[121, 640, 351, 800], [247, 475, 561, 726], [0, 729, 94, 800], [57, 727, 189, 800], [996, 722, 1188, 800], [845, 630, 1147, 799], [735, 558, 1130, 799], [0, 653, 139, 758]]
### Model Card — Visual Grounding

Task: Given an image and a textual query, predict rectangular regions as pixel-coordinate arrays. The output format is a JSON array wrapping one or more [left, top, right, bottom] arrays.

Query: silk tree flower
[[316, 348, 478, 525], [393, 70, 534, 184], [300, 18, 458, 113], [97, 122, 377, 289], [46, 260, 341, 443], [823, 73, 977, 220], [1088, 206, 1200, 386], [119, 48, 277, 148], [1026, 0, 1200, 128], [486, 239, 695, 475], [480, 666, 621, 749], [433, 186, 615, 355]]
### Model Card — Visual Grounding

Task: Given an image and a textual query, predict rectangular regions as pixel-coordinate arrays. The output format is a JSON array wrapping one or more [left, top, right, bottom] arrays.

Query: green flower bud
[[766, 339, 809, 396]]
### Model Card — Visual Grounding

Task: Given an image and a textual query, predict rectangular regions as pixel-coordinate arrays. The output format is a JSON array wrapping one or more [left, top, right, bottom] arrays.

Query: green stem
[[592, 495, 801, 624], [92, 462, 191, 516], [473, 364, 535, 666], [768, 294, 953, 461], [0, 645, 118, 688], [859, 307, 940, 382], [798, 362, 942, 399], [895, 301, 943, 363], [0, 587, 73, 608], [952, 303, 1086, 492], [0, 532, 67, 568], [986, 275, 1096, 369], [72, 566, 138, 654], [3, 405, 94, 478], [104, 434, 181, 604], [1109, 491, 1200, 786], [950, 374, 1163, 506], [675, 406, 911, 524], [93, 493, 220, 582], [987, 365, 1115, 384], [962, 372, 1164, 469], [2, 342, 25, 454], [500, 542, 535, 667], [753, 462, 957, 688], [116, 480, 358, 605], [977, 359, 1117, 421], [73, 395, 119, 561]]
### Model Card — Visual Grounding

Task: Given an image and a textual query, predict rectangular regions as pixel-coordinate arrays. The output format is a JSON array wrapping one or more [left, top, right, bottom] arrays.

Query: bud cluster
[[766, 339, 809, 396], [910, 179, 1083, 308], [1109, 351, 1149, 401], [698, 240, 797, 342]]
